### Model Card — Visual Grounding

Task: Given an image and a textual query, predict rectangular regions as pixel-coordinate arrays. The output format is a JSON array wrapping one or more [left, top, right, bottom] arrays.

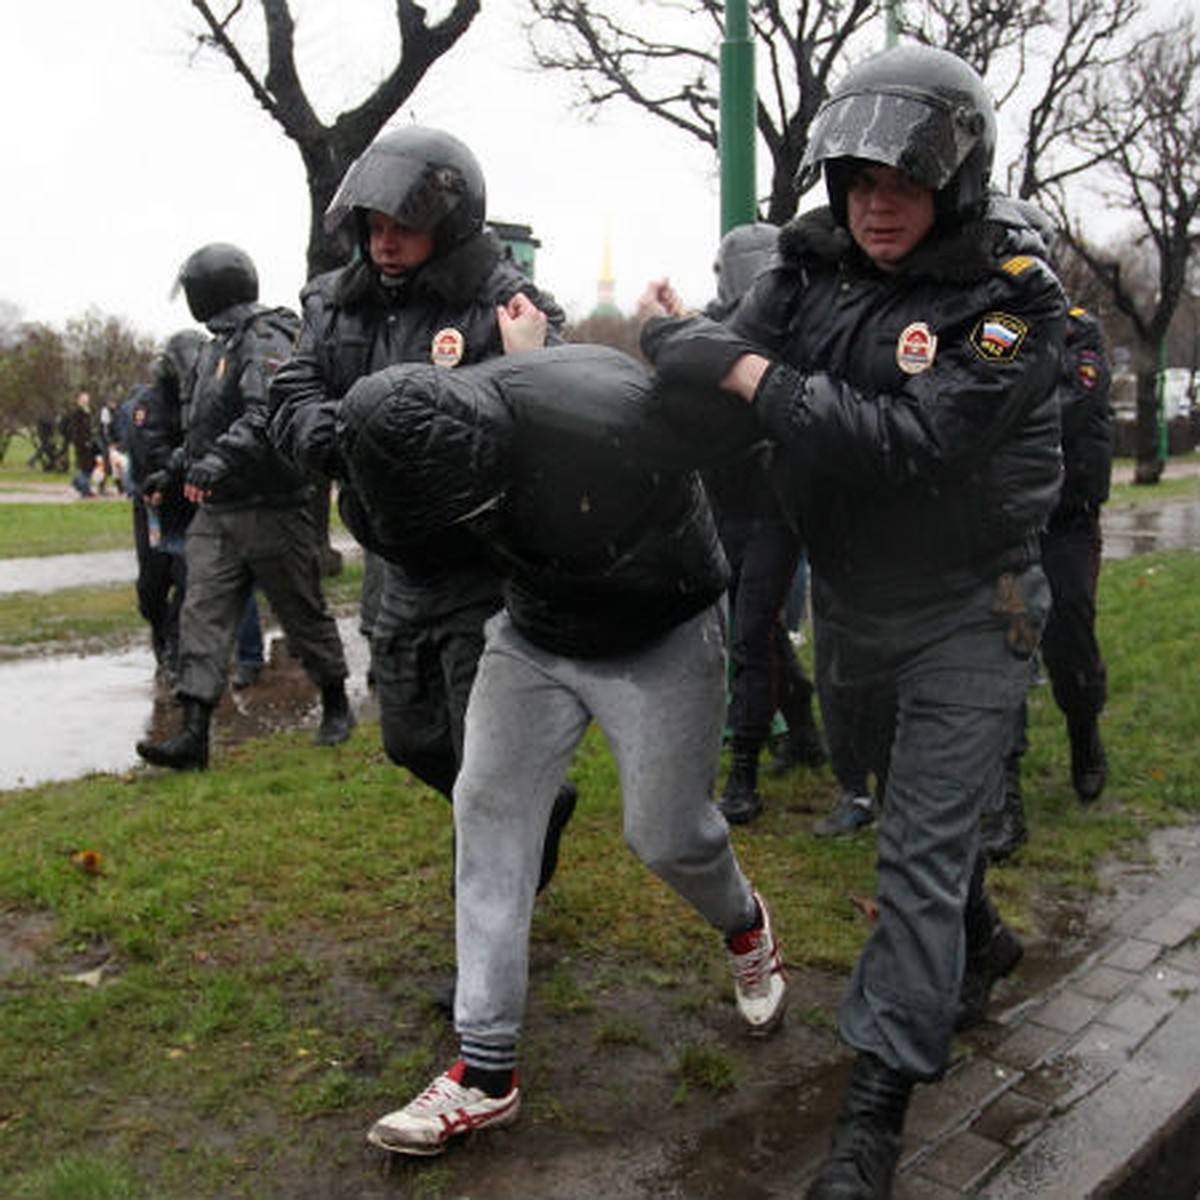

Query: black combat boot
[[958, 866, 1024, 1031], [537, 782, 578, 893], [774, 675, 829, 772], [1068, 717, 1107, 803], [136, 699, 212, 770], [980, 753, 1028, 863], [806, 1052, 915, 1199], [719, 738, 763, 825], [315, 681, 355, 746]]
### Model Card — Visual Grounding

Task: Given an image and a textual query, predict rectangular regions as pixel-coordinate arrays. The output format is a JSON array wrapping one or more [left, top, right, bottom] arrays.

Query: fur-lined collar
[[778, 203, 1045, 286], [334, 229, 504, 310]]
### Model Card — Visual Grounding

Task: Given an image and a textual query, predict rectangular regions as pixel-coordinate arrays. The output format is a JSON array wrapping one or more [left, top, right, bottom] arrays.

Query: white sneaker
[[726, 890, 787, 1035], [367, 1060, 520, 1156]]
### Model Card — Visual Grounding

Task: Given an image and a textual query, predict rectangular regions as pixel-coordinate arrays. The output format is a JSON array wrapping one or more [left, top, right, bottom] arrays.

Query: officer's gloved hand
[[641, 314, 757, 389], [141, 469, 174, 500], [185, 456, 225, 497]]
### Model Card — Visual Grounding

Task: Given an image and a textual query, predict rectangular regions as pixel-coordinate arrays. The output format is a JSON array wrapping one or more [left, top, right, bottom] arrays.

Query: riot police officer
[[640, 45, 1064, 1198], [137, 243, 353, 770], [123, 329, 206, 680], [268, 127, 576, 898]]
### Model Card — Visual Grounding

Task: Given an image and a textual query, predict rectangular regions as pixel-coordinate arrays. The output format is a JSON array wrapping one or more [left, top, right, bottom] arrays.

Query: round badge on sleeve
[[896, 322, 937, 375], [431, 327, 465, 368]]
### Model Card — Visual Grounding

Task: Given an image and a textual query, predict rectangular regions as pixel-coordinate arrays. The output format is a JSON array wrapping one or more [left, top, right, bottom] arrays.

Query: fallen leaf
[[848, 893, 880, 925], [69, 849, 105, 875]]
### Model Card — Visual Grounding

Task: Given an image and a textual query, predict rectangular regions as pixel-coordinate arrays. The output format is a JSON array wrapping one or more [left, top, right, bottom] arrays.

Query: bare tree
[[524, 0, 879, 224], [1059, 19, 1200, 482], [63, 313, 157, 410], [896, 0, 1053, 106], [0, 324, 70, 456], [188, 0, 480, 278]]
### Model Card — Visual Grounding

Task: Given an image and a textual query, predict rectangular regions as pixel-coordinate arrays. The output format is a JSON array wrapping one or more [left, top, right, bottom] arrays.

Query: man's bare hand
[[498, 293, 548, 354], [637, 278, 684, 323]]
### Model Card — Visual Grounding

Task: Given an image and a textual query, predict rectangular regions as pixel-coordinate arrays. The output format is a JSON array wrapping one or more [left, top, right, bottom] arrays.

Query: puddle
[[0, 619, 373, 791], [0, 497, 1194, 792], [1103, 495, 1200, 559]]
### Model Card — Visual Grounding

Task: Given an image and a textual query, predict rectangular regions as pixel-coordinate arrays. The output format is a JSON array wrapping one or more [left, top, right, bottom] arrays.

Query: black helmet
[[325, 126, 487, 257], [712, 223, 779, 310], [993, 194, 1059, 261], [172, 243, 259, 323], [154, 329, 207, 405], [800, 44, 996, 227]]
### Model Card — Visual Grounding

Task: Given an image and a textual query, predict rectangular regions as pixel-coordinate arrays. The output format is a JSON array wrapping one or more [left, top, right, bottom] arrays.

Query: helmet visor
[[801, 88, 982, 192], [324, 148, 464, 235]]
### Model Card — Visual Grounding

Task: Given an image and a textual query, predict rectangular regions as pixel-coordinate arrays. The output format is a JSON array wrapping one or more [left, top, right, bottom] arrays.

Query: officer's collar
[[337, 229, 503, 310], [779, 206, 1006, 284]]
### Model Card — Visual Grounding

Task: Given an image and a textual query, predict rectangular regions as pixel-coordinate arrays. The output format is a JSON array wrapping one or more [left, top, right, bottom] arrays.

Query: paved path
[[891, 825, 1200, 1199]]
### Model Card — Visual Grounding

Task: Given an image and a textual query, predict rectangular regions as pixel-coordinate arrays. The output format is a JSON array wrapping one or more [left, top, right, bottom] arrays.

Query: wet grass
[[0, 499, 133, 558]]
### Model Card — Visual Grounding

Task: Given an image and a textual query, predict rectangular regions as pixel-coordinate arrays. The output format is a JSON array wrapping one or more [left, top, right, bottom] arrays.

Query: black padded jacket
[[268, 229, 564, 619], [338, 344, 729, 659], [644, 202, 1065, 616]]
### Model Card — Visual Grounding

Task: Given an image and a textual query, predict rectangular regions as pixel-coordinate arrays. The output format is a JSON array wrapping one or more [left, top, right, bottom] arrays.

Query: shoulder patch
[[1069, 305, 1088, 318], [1076, 349, 1101, 389], [969, 313, 1029, 363], [1001, 256, 1036, 277]]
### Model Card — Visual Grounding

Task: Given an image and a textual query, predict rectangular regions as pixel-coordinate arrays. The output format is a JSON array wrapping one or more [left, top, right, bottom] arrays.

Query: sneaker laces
[[728, 925, 776, 996], [407, 1064, 483, 1114]]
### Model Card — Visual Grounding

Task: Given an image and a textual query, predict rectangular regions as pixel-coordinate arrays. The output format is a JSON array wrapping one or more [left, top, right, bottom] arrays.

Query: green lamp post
[[720, 0, 756, 234]]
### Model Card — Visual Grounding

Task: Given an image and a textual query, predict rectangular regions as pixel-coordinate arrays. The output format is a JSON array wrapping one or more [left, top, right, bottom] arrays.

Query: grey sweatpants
[[452, 604, 758, 1053]]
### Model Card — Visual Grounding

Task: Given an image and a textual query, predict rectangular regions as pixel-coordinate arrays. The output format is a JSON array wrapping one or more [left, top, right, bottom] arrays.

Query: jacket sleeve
[[1057, 309, 1114, 509], [200, 314, 300, 488], [267, 284, 347, 478], [750, 264, 1066, 491]]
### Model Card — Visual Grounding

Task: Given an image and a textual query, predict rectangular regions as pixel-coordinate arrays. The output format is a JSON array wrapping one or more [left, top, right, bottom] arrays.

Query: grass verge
[[0, 550, 1198, 1197]]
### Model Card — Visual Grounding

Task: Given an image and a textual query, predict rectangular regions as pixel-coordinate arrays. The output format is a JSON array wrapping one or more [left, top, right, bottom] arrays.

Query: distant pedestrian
[[65, 391, 98, 498]]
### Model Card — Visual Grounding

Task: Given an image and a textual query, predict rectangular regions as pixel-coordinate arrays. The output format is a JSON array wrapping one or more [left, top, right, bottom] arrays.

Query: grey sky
[[0, 1, 726, 339]]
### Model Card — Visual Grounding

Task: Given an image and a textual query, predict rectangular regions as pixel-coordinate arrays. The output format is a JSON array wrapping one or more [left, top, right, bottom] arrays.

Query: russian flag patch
[[969, 312, 1028, 362]]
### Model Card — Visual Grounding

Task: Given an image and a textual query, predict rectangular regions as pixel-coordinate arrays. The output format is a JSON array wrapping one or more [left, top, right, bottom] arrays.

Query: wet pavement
[[894, 824, 1200, 1200], [0, 618, 375, 790]]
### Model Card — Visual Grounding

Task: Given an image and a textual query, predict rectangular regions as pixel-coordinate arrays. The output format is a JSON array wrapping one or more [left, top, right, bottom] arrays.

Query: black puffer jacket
[[647, 202, 1065, 614], [269, 229, 563, 478], [339, 344, 729, 658], [183, 302, 308, 511]]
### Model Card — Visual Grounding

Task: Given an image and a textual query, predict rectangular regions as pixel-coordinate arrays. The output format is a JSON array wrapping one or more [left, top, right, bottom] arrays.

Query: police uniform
[[641, 43, 1068, 1200], [271, 227, 564, 795], [165, 300, 349, 711], [1040, 306, 1113, 791], [268, 127, 575, 849]]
